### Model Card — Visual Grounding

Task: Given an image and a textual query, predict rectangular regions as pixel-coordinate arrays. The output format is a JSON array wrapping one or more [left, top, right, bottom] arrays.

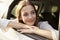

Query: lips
[[26, 19, 35, 22]]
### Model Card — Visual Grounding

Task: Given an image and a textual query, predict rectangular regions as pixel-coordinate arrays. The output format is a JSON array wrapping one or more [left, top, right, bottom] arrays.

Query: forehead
[[21, 5, 34, 12]]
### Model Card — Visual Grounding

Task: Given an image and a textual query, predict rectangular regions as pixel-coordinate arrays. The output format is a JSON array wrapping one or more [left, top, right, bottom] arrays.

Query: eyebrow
[[31, 9, 35, 12]]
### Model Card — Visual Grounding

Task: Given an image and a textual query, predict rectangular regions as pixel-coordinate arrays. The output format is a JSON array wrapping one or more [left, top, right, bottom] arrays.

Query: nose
[[28, 14, 32, 19]]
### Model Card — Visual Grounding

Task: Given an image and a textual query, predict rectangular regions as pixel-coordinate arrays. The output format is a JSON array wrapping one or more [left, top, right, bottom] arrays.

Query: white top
[[0, 19, 58, 40], [0, 19, 10, 28]]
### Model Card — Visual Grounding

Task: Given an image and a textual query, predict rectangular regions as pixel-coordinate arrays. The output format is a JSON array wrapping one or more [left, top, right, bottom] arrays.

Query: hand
[[17, 26, 39, 34], [9, 21, 32, 29]]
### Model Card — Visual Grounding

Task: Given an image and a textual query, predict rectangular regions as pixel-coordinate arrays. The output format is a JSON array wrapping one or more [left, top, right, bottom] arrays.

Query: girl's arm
[[33, 27, 53, 40], [0, 19, 31, 29], [18, 26, 53, 40], [7, 21, 31, 29]]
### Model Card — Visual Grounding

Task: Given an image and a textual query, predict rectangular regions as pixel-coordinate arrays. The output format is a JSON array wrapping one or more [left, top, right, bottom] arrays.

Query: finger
[[26, 25, 32, 29], [20, 31, 31, 34], [17, 29, 29, 31], [21, 29, 34, 32], [17, 29, 33, 33]]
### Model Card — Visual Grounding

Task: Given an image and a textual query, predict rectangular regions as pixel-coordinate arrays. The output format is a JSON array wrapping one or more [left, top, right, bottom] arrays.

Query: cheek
[[33, 15, 36, 23], [22, 17, 27, 22], [33, 15, 36, 19]]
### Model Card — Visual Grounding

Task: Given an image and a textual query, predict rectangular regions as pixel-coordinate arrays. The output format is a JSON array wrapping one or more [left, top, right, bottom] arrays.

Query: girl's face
[[20, 5, 36, 26]]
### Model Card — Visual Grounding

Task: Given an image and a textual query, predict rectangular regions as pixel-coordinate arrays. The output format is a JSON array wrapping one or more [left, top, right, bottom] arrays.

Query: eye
[[31, 11, 36, 15], [23, 12, 28, 16]]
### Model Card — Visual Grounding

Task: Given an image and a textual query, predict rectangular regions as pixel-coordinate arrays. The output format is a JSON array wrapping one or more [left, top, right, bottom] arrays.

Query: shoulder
[[37, 21, 54, 30], [0, 19, 10, 28], [38, 21, 48, 24], [7, 18, 18, 22], [37, 21, 49, 26]]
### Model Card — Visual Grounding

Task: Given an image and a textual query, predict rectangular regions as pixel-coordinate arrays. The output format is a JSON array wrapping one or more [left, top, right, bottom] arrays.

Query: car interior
[[6, 0, 59, 30]]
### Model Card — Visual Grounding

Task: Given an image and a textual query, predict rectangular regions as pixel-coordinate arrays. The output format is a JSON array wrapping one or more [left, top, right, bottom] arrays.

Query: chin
[[27, 22, 35, 26]]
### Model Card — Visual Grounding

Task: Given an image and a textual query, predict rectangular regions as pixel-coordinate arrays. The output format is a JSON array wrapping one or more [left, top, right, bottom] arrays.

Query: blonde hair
[[15, 0, 31, 18]]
